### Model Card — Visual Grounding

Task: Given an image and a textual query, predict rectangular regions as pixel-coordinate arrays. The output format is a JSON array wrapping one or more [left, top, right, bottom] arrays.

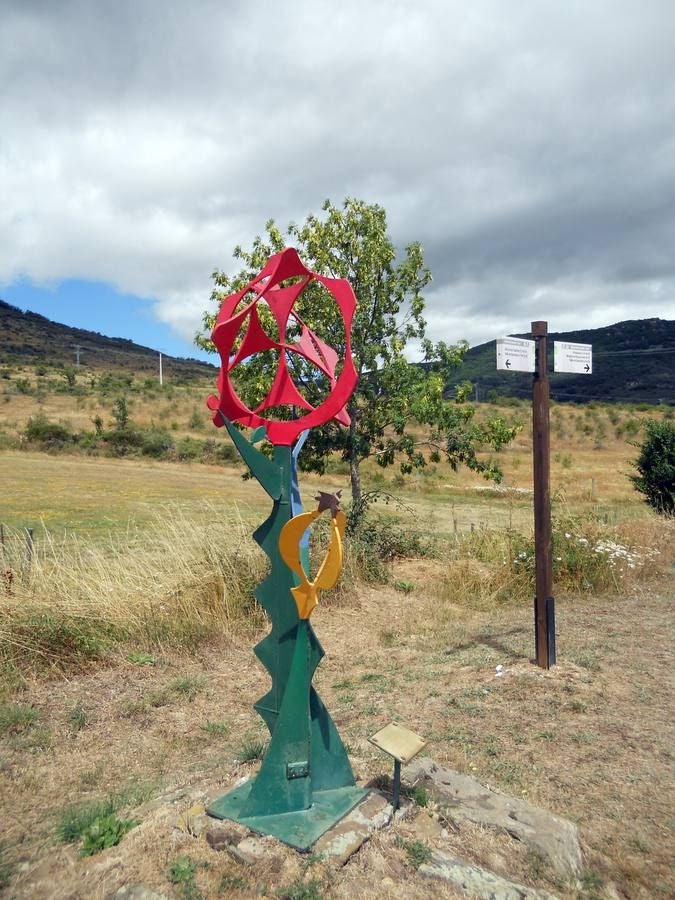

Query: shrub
[[14, 377, 32, 395], [176, 436, 203, 461], [111, 396, 130, 429], [188, 407, 203, 430], [104, 426, 145, 456], [630, 419, 675, 515], [23, 414, 75, 451], [61, 365, 77, 388], [141, 428, 174, 458]]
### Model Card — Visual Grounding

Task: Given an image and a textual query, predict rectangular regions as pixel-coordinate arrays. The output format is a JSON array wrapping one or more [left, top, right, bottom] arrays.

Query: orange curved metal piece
[[278, 509, 345, 619]]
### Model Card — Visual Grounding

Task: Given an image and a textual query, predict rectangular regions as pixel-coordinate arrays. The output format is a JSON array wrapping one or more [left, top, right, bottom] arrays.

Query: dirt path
[[1, 566, 673, 898]]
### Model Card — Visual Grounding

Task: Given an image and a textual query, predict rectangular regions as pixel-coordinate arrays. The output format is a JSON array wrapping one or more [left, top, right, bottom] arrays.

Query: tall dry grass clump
[[0, 504, 267, 677], [432, 512, 672, 613]]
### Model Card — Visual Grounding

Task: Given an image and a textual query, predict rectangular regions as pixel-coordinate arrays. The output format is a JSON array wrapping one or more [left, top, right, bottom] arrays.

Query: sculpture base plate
[[207, 780, 369, 851]]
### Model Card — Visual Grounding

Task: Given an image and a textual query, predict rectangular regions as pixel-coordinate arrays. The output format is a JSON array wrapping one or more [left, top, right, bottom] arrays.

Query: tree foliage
[[630, 418, 675, 515], [198, 198, 518, 501]]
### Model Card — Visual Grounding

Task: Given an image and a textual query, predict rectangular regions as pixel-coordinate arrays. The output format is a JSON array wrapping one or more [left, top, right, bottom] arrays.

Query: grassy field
[[0, 549, 672, 898], [0, 452, 265, 534], [0, 372, 673, 898]]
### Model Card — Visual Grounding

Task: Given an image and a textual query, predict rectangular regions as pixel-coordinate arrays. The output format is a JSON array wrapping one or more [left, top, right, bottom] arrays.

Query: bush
[[104, 426, 145, 456], [141, 428, 174, 458], [630, 419, 675, 515], [345, 492, 436, 583], [23, 414, 75, 451], [14, 377, 32, 395], [176, 436, 203, 461]]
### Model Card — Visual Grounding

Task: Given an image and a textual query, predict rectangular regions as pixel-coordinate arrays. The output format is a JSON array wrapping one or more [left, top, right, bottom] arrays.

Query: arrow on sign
[[496, 337, 536, 372], [584, 364, 590, 372]]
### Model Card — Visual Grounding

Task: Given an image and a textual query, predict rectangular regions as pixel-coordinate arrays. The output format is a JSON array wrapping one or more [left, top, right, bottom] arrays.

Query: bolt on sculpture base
[[205, 249, 368, 849]]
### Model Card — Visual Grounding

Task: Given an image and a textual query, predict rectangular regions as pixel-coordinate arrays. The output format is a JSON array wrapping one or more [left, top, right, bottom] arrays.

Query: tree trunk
[[348, 414, 362, 505]]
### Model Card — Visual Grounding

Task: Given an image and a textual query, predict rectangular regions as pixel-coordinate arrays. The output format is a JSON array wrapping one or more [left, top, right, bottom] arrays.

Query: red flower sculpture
[[207, 248, 358, 446]]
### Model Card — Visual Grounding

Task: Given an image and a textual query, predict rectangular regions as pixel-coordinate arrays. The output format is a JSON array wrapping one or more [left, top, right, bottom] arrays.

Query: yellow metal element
[[279, 509, 345, 619]]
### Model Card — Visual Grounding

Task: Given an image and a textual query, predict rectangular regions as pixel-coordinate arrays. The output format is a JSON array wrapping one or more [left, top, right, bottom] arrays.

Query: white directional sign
[[554, 341, 592, 374], [496, 336, 536, 373]]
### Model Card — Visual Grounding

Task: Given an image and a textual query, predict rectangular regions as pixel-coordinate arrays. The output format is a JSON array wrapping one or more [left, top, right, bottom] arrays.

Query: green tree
[[630, 418, 675, 515], [61, 365, 77, 388], [111, 397, 130, 430], [198, 198, 518, 502]]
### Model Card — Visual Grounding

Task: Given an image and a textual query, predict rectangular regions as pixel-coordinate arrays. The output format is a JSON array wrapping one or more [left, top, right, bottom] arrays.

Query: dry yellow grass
[[0, 451, 268, 533], [0, 505, 268, 680]]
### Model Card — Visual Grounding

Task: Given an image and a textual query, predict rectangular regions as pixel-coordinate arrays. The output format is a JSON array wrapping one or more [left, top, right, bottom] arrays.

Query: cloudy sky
[[1, 0, 674, 360]]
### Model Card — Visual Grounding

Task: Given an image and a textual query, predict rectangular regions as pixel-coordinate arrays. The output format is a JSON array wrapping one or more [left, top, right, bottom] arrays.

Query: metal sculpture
[[206, 248, 366, 849]]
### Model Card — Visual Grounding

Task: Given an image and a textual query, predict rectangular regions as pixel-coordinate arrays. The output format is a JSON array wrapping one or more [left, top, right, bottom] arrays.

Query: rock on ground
[[420, 849, 559, 900], [403, 757, 582, 880]]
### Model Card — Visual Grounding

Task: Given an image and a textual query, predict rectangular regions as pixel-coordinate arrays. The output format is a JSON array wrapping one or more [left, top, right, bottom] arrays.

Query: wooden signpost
[[496, 322, 592, 669], [531, 322, 554, 668]]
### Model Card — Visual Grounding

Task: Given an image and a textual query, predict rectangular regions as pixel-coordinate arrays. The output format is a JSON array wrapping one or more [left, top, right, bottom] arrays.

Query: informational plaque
[[368, 722, 427, 764]]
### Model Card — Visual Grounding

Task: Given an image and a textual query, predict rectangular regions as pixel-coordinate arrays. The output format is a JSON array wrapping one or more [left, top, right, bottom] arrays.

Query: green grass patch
[[1, 611, 120, 675], [168, 855, 202, 899], [56, 781, 155, 848], [397, 836, 432, 868], [237, 737, 267, 763], [0, 703, 38, 735], [57, 797, 117, 844], [69, 702, 87, 733], [201, 720, 230, 737], [79, 813, 137, 856], [0, 842, 13, 889], [218, 871, 248, 893], [169, 675, 206, 700], [127, 652, 156, 666], [276, 877, 323, 900], [407, 785, 430, 807]]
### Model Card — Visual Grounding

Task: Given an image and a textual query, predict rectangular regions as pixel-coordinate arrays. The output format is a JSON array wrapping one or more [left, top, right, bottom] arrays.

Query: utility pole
[[159, 352, 163, 386], [531, 321, 555, 668], [72, 345, 83, 368]]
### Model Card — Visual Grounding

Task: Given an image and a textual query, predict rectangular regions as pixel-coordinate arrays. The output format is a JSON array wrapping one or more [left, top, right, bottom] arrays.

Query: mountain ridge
[[1, 299, 673, 402], [447, 317, 675, 404], [0, 299, 216, 377]]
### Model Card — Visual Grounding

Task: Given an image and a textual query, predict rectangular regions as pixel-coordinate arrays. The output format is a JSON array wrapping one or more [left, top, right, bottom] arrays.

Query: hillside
[[0, 299, 216, 378], [449, 318, 675, 404], [1, 300, 673, 404]]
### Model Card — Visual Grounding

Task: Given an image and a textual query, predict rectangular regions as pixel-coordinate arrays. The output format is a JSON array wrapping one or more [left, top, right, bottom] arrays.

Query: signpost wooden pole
[[531, 321, 556, 668]]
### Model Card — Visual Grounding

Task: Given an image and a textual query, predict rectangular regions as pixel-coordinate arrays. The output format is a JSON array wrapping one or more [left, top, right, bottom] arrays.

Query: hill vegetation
[[448, 318, 675, 405], [0, 299, 215, 378]]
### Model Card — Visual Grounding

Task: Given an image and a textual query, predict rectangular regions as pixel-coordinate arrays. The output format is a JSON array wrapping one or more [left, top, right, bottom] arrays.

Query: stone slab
[[403, 758, 582, 879], [420, 849, 559, 899], [314, 791, 393, 866], [110, 887, 169, 900]]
